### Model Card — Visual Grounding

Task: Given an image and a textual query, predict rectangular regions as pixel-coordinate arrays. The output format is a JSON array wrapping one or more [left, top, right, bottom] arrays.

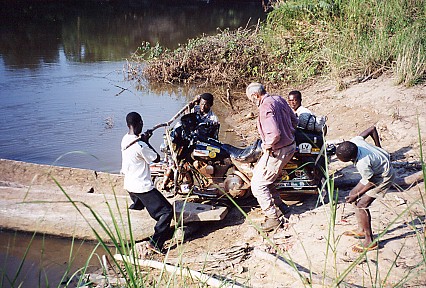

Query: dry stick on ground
[[167, 244, 250, 267], [113, 254, 245, 288], [226, 88, 234, 110], [361, 66, 387, 83]]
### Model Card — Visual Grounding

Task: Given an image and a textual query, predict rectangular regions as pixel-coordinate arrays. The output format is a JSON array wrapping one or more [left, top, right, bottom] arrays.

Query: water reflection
[[0, 1, 264, 286], [0, 1, 264, 173], [1, 0, 265, 66]]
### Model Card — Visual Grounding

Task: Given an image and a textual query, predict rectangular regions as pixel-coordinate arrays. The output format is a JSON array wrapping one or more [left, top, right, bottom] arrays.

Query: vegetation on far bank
[[127, 0, 425, 90]]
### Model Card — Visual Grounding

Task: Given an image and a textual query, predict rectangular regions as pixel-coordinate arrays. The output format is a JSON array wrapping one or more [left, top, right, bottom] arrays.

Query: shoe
[[352, 243, 378, 253], [261, 217, 282, 232], [343, 230, 365, 239]]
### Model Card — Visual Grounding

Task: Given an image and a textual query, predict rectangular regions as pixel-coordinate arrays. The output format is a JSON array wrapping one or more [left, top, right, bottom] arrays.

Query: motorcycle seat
[[221, 139, 262, 163]]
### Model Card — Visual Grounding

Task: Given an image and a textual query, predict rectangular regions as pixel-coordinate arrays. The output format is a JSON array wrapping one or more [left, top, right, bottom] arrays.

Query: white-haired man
[[246, 83, 298, 232]]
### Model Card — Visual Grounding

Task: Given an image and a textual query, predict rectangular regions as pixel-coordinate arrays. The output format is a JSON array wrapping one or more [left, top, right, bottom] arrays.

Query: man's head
[[126, 112, 143, 135], [336, 141, 358, 162], [288, 90, 302, 111], [246, 82, 266, 105], [199, 93, 214, 114]]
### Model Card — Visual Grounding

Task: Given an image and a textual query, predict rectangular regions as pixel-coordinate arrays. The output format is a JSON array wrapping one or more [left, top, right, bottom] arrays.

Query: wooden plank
[[173, 200, 228, 222]]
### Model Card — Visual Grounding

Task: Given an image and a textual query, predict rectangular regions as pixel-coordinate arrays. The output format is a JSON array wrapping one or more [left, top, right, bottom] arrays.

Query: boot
[[260, 216, 282, 232]]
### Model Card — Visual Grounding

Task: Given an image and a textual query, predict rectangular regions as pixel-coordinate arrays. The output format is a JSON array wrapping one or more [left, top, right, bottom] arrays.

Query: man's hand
[[345, 181, 373, 204], [189, 95, 201, 109], [140, 129, 153, 143], [345, 193, 358, 204]]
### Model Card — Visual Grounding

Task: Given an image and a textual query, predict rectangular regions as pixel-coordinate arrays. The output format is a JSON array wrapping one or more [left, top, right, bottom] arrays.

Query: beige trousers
[[251, 143, 296, 218]]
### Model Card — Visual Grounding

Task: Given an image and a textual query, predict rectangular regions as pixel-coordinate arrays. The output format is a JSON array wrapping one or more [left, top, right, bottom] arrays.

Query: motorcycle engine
[[224, 174, 248, 198]]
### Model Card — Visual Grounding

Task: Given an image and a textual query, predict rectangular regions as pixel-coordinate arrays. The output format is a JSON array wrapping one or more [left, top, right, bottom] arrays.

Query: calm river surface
[[0, 1, 266, 287]]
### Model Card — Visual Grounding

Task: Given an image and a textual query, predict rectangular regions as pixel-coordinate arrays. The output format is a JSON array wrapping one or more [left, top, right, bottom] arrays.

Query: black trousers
[[128, 189, 173, 250]]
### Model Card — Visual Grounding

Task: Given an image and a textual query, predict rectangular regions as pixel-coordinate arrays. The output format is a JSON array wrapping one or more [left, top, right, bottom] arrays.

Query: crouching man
[[336, 126, 395, 253]]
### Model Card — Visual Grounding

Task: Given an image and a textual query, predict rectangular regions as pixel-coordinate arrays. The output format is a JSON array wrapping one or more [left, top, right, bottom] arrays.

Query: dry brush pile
[[125, 27, 288, 89]]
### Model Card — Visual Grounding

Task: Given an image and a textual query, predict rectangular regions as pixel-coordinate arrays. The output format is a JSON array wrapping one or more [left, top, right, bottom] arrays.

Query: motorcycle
[[150, 111, 335, 200]]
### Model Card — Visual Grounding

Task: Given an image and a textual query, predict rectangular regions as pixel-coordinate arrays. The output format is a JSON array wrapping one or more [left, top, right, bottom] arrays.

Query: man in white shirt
[[336, 126, 395, 253], [287, 90, 313, 117], [121, 112, 173, 254]]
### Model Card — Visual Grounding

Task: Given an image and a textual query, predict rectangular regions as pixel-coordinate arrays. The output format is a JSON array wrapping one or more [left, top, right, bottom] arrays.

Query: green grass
[[263, 0, 425, 86]]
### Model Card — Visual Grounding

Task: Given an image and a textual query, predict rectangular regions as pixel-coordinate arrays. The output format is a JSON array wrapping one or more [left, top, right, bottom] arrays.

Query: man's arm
[[260, 109, 280, 150], [145, 141, 160, 163], [140, 129, 160, 163], [359, 126, 381, 148], [188, 95, 201, 110]]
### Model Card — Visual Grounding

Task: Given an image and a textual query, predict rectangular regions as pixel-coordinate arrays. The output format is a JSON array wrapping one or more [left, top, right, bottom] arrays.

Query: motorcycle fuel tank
[[192, 142, 229, 162]]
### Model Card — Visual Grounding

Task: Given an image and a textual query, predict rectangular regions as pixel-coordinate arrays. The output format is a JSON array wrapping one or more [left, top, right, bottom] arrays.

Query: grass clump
[[127, 0, 425, 88]]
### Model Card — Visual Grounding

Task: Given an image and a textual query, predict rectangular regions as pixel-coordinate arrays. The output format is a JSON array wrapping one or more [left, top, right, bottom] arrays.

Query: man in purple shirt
[[246, 82, 298, 232]]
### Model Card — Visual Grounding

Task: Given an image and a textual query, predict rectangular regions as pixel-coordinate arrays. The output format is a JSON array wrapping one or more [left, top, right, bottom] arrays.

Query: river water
[[0, 0, 265, 173], [0, 1, 266, 287]]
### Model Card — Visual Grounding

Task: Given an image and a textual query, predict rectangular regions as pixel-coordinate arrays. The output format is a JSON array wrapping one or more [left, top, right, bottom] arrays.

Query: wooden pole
[[123, 102, 191, 151], [334, 170, 424, 189], [113, 254, 245, 288]]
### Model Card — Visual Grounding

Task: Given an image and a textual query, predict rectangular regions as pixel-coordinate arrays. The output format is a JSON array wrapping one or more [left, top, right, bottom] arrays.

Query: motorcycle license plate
[[206, 146, 220, 153], [298, 143, 312, 154]]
